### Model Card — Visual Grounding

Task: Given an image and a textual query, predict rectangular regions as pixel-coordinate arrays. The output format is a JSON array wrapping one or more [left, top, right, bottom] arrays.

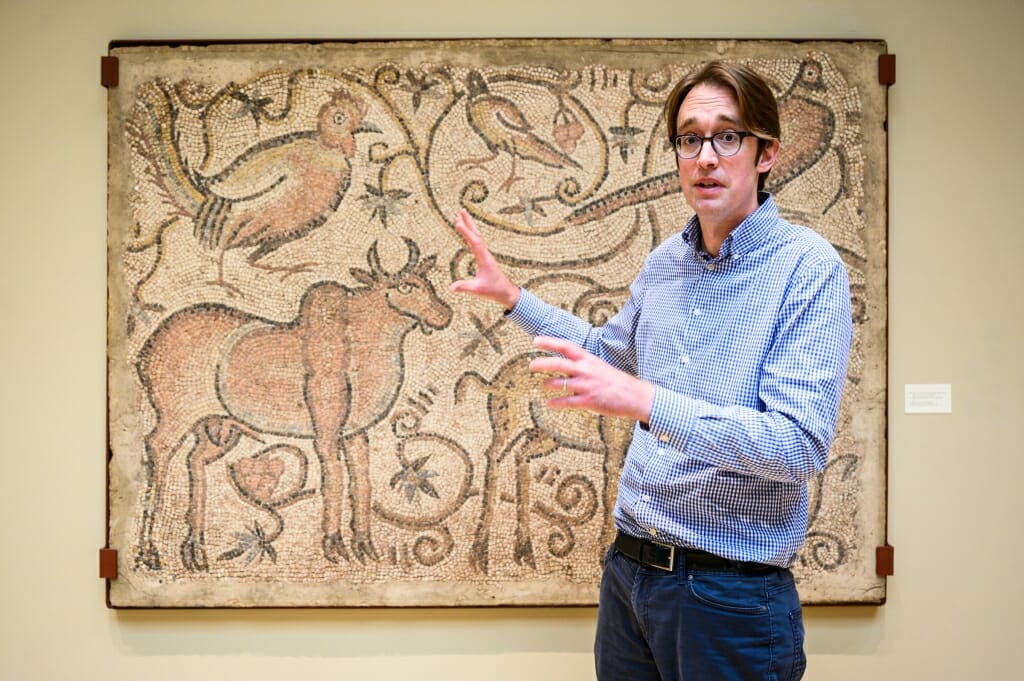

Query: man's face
[[675, 83, 779, 234]]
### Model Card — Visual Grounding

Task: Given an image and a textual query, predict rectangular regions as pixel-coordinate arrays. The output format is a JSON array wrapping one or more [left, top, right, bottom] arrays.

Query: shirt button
[[642, 494, 650, 502], [706, 263, 715, 271], [648, 528, 658, 537], [659, 434, 670, 443], [692, 308, 701, 316], [681, 355, 690, 364]]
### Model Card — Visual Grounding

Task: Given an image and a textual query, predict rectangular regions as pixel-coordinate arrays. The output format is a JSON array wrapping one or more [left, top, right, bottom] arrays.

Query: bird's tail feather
[[128, 80, 205, 220], [194, 196, 229, 249]]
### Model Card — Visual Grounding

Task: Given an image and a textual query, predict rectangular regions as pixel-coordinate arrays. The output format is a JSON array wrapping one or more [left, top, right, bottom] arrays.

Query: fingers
[[528, 336, 654, 422], [533, 374, 570, 396], [532, 336, 587, 360], [454, 208, 484, 246], [457, 208, 480, 238], [529, 337, 588, 379], [450, 210, 490, 272], [449, 209, 486, 295], [447, 278, 476, 295], [529, 356, 573, 377]]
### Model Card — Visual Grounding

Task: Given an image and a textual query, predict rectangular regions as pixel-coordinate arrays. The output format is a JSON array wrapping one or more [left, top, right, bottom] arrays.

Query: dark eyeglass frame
[[672, 131, 757, 159]]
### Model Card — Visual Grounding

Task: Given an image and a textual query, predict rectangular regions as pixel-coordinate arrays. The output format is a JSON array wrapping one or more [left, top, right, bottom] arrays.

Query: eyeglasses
[[672, 131, 757, 159]]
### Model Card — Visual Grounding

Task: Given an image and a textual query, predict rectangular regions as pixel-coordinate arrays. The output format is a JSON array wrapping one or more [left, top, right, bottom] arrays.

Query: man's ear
[[756, 138, 781, 172]]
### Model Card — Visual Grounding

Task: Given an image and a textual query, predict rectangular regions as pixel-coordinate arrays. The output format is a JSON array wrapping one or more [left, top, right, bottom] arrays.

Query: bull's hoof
[[135, 541, 162, 570], [322, 532, 350, 563], [514, 538, 537, 569], [180, 532, 208, 571], [469, 536, 490, 574], [351, 532, 378, 563]]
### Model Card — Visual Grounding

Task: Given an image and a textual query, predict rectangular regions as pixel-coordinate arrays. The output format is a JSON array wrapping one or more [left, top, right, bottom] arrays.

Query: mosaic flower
[[390, 455, 440, 503], [400, 69, 444, 112], [219, 521, 277, 566], [358, 182, 413, 227], [608, 125, 644, 164], [228, 86, 275, 127]]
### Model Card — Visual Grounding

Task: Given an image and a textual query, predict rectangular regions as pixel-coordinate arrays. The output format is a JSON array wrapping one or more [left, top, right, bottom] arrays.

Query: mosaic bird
[[459, 71, 581, 192], [768, 58, 837, 194], [138, 84, 379, 294]]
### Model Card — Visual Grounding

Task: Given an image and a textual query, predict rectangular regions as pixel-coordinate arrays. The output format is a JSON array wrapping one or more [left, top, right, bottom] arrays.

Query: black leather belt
[[614, 531, 780, 574]]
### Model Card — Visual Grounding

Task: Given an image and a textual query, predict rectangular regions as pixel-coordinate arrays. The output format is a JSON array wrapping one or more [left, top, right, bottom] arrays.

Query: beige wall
[[2, 0, 1022, 678]]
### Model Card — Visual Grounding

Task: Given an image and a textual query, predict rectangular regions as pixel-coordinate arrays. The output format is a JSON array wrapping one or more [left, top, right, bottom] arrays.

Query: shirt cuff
[[646, 385, 701, 450], [504, 288, 549, 336]]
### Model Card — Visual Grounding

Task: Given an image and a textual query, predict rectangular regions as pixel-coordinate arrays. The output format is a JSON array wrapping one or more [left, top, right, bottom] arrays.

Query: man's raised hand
[[447, 209, 521, 310]]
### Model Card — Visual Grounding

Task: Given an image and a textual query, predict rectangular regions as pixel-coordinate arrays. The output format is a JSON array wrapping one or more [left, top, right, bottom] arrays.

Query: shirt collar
[[681, 192, 780, 261]]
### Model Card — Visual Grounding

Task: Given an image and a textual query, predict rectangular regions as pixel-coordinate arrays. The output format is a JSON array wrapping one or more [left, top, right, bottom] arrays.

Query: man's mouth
[[695, 180, 721, 189]]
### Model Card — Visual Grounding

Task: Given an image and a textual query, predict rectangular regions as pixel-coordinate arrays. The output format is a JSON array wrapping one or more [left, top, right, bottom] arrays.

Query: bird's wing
[[490, 98, 533, 134], [204, 138, 313, 202]]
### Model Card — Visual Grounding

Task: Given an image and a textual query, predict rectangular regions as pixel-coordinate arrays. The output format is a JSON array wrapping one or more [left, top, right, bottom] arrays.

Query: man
[[449, 60, 852, 681]]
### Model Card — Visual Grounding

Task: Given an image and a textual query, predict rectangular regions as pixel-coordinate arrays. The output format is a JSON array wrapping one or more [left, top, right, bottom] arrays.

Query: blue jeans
[[594, 545, 806, 681]]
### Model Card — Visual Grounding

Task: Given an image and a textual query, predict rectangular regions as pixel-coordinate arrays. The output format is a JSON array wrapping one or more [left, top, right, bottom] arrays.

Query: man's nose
[[696, 139, 719, 166]]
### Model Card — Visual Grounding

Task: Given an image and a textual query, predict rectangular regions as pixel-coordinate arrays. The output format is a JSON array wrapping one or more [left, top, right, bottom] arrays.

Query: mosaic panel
[[106, 39, 888, 607]]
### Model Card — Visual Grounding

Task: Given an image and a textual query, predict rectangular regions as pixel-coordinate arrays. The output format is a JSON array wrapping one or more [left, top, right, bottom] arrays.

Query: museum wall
[[1, 0, 1021, 678]]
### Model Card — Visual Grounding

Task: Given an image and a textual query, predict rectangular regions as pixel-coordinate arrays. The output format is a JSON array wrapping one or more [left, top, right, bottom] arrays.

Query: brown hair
[[664, 61, 781, 191]]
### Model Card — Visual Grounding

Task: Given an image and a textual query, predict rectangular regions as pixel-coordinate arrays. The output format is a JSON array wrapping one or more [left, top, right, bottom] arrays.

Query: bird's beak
[[354, 122, 381, 135]]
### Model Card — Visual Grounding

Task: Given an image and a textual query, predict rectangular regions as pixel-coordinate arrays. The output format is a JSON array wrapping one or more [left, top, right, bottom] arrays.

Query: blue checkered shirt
[[507, 194, 853, 567]]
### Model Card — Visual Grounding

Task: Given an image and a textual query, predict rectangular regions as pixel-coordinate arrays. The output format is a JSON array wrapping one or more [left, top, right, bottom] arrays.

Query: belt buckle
[[650, 541, 675, 572]]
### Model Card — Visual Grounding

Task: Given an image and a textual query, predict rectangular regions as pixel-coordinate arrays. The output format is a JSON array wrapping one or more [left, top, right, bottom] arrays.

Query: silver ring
[[562, 376, 568, 392]]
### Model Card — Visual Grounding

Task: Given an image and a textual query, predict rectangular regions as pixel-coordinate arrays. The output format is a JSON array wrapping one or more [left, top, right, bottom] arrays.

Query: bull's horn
[[367, 241, 384, 274], [399, 237, 420, 275]]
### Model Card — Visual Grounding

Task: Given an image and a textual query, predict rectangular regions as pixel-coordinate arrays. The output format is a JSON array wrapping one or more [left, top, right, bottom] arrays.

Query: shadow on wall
[[112, 606, 597, 657], [805, 606, 887, 655]]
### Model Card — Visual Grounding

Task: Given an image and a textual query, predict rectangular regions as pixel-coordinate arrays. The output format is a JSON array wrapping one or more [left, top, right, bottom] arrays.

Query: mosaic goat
[[455, 353, 633, 575]]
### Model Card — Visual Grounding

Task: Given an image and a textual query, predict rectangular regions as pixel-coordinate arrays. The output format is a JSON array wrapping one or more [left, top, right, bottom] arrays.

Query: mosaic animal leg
[[497, 154, 525, 193], [512, 430, 559, 568], [206, 248, 244, 298], [136, 421, 187, 570], [344, 431, 378, 562], [314, 440, 349, 563], [180, 415, 248, 571], [247, 252, 319, 280], [470, 431, 527, 574], [469, 439, 505, 575], [308, 391, 350, 563]]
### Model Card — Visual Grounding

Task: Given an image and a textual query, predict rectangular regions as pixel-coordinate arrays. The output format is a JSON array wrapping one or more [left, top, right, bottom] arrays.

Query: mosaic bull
[[134, 239, 452, 570]]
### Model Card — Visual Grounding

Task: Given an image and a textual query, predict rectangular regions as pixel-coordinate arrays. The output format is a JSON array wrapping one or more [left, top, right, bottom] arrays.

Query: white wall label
[[904, 384, 952, 414]]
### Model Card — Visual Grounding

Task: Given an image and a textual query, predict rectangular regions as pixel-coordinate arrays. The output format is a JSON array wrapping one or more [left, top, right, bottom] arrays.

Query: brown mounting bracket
[[875, 544, 894, 577], [99, 548, 118, 580], [101, 56, 118, 88], [878, 54, 895, 85]]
